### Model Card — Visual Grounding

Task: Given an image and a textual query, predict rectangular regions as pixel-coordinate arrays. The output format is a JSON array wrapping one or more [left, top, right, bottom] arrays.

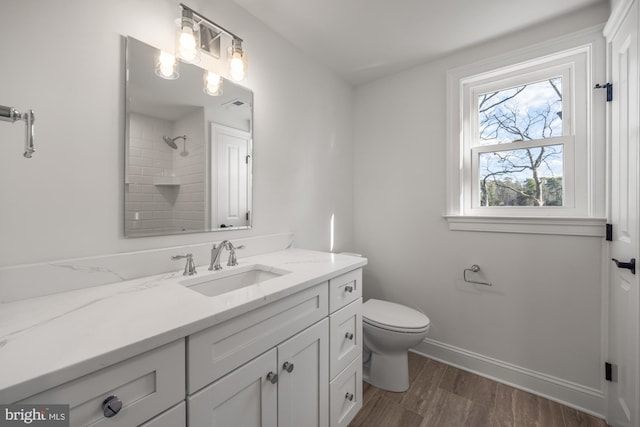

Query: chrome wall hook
[[463, 264, 492, 286], [1, 105, 35, 158]]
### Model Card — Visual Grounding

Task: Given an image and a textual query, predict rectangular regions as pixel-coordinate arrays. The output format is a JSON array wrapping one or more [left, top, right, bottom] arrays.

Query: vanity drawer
[[329, 269, 362, 313], [19, 339, 185, 427], [188, 282, 328, 393], [140, 402, 186, 427], [329, 355, 362, 427], [329, 298, 362, 379]]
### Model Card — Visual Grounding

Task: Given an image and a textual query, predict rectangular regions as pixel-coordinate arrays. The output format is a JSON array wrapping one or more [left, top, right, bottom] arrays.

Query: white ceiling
[[233, 0, 608, 85]]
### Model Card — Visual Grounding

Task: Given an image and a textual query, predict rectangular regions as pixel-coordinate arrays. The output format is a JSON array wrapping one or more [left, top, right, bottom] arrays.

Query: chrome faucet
[[209, 241, 229, 271], [172, 253, 197, 276], [209, 240, 245, 270]]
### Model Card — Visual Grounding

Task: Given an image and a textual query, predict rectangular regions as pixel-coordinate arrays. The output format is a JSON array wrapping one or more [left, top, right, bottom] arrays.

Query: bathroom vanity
[[0, 249, 365, 427]]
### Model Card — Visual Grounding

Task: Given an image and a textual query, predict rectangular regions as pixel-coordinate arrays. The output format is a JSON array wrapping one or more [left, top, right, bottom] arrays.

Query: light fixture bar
[[180, 3, 243, 43]]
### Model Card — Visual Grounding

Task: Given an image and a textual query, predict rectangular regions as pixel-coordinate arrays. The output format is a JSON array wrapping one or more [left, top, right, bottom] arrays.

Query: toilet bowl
[[362, 299, 430, 392]]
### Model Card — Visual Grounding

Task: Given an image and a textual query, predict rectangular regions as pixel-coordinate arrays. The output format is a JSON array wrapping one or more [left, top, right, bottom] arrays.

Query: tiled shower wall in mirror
[[126, 111, 206, 236]]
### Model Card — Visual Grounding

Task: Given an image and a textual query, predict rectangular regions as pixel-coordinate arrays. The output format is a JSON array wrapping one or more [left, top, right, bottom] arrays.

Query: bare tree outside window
[[477, 78, 564, 206]]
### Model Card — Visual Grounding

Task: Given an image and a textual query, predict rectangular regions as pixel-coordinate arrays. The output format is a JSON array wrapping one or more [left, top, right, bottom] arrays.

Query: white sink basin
[[179, 264, 291, 297]]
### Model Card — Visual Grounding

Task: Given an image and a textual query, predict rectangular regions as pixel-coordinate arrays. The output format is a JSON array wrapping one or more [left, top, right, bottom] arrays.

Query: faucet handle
[[226, 243, 245, 266], [172, 253, 197, 276], [226, 242, 245, 250]]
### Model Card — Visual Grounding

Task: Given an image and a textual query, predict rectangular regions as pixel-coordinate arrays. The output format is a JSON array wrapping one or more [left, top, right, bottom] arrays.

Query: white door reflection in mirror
[[211, 123, 251, 229]]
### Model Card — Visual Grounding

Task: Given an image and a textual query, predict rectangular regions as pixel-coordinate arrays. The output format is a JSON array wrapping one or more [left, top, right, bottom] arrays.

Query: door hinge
[[605, 362, 615, 382], [594, 83, 612, 102], [246, 154, 250, 164], [246, 211, 250, 221], [606, 223, 613, 241]]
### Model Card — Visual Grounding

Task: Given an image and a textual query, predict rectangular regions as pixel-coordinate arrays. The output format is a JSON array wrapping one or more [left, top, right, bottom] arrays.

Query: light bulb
[[176, 17, 200, 63], [229, 52, 245, 81], [179, 28, 197, 61], [155, 51, 178, 79], [204, 71, 222, 95], [180, 27, 196, 50]]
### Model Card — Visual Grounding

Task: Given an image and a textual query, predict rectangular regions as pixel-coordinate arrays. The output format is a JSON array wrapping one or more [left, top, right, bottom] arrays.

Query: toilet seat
[[363, 299, 430, 333]]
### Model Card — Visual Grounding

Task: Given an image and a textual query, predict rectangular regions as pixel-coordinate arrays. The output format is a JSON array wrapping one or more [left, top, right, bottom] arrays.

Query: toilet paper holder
[[463, 265, 492, 286]]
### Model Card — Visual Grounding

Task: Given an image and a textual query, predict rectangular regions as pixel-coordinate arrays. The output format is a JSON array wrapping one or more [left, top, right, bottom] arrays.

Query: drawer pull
[[345, 392, 354, 401], [102, 395, 123, 418], [266, 372, 279, 384], [345, 332, 354, 340], [344, 285, 354, 293], [283, 362, 295, 373]]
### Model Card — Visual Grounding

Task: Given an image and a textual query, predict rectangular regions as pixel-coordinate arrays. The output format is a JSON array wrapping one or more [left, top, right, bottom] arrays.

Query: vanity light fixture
[[178, 3, 248, 81], [155, 51, 179, 79], [204, 71, 223, 96]]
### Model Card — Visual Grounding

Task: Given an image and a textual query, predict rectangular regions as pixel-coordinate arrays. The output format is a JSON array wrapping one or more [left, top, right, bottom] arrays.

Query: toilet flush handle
[[344, 285, 354, 293]]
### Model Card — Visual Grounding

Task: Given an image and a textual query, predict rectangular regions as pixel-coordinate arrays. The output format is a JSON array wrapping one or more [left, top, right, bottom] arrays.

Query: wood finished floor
[[348, 352, 609, 427]]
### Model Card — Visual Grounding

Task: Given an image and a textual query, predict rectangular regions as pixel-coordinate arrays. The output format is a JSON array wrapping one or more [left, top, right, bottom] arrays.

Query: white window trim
[[445, 25, 606, 236]]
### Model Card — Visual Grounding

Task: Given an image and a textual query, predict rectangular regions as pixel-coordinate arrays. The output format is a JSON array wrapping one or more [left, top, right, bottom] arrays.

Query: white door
[[211, 123, 251, 229], [278, 319, 329, 427], [188, 349, 277, 427], [608, 2, 639, 426]]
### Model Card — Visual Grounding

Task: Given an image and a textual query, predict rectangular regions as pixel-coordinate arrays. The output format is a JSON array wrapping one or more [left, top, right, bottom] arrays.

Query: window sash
[[470, 135, 575, 210], [470, 65, 573, 149]]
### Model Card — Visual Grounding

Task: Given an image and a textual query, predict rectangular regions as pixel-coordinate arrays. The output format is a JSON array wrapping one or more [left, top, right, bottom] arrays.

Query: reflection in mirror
[[125, 37, 253, 237]]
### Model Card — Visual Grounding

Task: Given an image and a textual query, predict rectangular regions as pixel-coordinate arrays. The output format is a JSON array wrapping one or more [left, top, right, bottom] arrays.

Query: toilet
[[362, 299, 430, 392]]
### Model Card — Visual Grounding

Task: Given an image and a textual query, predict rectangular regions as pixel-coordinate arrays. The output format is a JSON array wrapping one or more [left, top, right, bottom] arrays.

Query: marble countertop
[[0, 248, 367, 403]]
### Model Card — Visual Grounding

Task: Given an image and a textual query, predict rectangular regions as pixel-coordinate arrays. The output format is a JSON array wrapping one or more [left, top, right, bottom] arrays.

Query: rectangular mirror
[[125, 36, 253, 237]]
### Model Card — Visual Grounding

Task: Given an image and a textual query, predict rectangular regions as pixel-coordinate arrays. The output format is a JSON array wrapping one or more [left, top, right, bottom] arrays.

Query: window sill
[[443, 215, 607, 237]]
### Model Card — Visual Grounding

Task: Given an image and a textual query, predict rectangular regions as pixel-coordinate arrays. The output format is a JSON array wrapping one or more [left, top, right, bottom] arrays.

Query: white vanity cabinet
[[187, 267, 363, 427], [6, 262, 365, 427], [188, 319, 329, 427]]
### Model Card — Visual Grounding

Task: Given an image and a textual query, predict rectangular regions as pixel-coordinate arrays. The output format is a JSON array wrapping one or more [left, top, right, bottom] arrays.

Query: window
[[472, 69, 572, 210], [445, 31, 606, 235]]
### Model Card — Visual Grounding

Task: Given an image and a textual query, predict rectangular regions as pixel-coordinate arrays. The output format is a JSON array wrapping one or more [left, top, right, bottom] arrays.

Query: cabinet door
[[188, 349, 277, 427], [278, 319, 329, 427]]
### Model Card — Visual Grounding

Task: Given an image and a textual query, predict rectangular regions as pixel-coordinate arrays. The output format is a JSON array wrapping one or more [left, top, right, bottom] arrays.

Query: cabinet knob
[[345, 332, 354, 340], [283, 361, 295, 373], [345, 392, 354, 401], [266, 371, 279, 384], [102, 395, 123, 418], [344, 285, 354, 293]]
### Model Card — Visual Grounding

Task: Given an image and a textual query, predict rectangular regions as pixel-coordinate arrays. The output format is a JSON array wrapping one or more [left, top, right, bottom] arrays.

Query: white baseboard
[[413, 338, 605, 418]]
